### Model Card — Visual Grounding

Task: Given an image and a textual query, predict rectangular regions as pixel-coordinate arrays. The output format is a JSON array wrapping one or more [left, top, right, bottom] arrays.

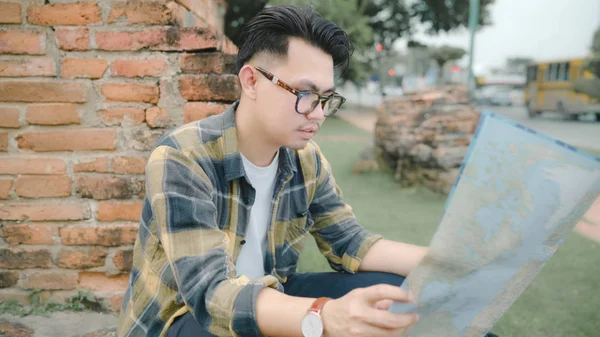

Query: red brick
[[0, 203, 89, 222], [184, 102, 228, 123], [58, 248, 108, 269], [0, 81, 86, 103], [0, 248, 52, 269], [79, 272, 129, 291], [26, 104, 80, 125], [76, 176, 144, 200], [17, 129, 116, 152], [21, 271, 78, 290], [111, 58, 166, 78], [0, 2, 22, 24], [0, 107, 20, 128], [108, 2, 173, 24], [179, 75, 240, 102], [27, 2, 102, 26], [0, 179, 12, 199], [0, 132, 7, 152], [109, 293, 124, 312], [112, 156, 147, 174], [61, 58, 107, 79], [0, 271, 19, 288], [0, 58, 56, 77], [98, 107, 145, 126], [60, 224, 138, 247], [97, 201, 143, 222], [101, 83, 159, 104], [15, 175, 72, 198], [56, 28, 90, 51], [74, 157, 109, 173], [96, 27, 217, 51], [145, 107, 169, 128], [0, 30, 45, 55], [112, 249, 133, 271], [0, 223, 57, 245], [96, 29, 164, 51], [180, 53, 235, 74], [0, 157, 66, 175]]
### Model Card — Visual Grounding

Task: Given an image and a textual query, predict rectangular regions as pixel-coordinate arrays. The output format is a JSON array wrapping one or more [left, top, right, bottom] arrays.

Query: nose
[[305, 101, 326, 121]]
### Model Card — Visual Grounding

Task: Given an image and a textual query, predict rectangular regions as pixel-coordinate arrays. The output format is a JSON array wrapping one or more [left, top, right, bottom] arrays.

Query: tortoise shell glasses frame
[[253, 66, 346, 117]]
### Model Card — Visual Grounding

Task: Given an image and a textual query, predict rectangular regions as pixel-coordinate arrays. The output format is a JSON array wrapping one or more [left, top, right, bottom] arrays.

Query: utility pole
[[467, 0, 480, 101]]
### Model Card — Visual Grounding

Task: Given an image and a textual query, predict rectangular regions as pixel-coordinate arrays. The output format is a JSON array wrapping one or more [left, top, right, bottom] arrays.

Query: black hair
[[234, 5, 354, 75]]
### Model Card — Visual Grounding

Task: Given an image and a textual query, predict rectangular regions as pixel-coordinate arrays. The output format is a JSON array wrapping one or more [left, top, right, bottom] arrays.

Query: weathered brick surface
[[75, 176, 144, 200], [17, 129, 116, 152], [58, 248, 108, 269], [97, 201, 143, 222], [0, 223, 58, 246], [27, 2, 102, 26], [0, 30, 45, 55], [0, 0, 233, 297], [0, 248, 52, 269], [26, 104, 80, 126], [0, 81, 86, 103], [0, 58, 56, 77], [60, 224, 138, 247], [0, 107, 20, 128], [0, 203, 89, 222], [0, 2, 22, 24]]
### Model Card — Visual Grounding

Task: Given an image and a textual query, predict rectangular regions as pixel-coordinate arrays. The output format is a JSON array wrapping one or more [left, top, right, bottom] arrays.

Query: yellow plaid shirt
[[116, 101, 383, 337]]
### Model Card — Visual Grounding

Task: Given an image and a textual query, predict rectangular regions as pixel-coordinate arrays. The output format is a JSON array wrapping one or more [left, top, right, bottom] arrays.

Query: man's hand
[[320, 284, 419, 337]]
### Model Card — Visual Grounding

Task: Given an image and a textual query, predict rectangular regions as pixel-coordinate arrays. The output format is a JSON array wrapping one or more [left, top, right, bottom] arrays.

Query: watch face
[[301, 313, 323, 337]]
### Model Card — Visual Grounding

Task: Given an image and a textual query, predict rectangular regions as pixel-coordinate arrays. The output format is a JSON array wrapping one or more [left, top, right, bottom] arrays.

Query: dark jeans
[[166, 271, 405, 337], [166, 271, 499, 337]]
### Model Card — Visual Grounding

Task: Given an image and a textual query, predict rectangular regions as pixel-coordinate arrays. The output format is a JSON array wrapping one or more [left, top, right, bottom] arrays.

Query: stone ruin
[[373, 86, 481, 194]]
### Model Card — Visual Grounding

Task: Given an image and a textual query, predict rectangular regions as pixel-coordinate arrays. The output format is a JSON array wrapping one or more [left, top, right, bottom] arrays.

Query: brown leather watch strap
[[308, 297, 332, 315]]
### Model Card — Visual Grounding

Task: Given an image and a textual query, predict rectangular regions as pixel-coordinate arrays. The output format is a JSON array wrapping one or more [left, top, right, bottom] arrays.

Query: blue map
[[389, 110, 600, 337]]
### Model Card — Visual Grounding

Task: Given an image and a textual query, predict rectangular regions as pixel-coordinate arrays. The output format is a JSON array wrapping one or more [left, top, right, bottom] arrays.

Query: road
[[480, 105, 600, 154]]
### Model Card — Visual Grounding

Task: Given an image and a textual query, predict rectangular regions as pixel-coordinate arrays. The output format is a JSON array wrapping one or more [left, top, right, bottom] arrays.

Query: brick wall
[[0, 0, 239, 312]]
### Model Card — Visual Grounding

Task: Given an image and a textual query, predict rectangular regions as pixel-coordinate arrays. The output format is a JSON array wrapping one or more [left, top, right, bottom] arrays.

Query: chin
[[286, 139, 311, 150]]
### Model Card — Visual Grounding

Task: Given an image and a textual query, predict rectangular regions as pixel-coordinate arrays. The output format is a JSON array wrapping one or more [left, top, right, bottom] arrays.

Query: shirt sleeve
[[146, 145, 281, 337], [307, 142, 383, 273]]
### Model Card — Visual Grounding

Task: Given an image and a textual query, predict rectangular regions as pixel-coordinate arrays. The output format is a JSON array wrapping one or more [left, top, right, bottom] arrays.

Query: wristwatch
[[301, 297, 332, 337]]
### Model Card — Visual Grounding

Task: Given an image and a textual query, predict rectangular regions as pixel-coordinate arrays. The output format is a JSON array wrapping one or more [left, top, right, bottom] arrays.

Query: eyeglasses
[[254, 66, 346, 117]]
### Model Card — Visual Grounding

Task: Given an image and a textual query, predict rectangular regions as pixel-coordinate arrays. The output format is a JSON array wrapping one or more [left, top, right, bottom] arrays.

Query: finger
[[362, 307, 420, 330], [375, 299, 394, 310], [362, 284, 415, 304]]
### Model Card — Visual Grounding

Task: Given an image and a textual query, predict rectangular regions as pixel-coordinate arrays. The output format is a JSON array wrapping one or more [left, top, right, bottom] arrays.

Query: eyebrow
[[298, 79, 336, 94]]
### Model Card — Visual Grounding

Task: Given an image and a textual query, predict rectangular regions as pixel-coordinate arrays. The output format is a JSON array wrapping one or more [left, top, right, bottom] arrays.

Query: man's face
[[254, 37, 335, 150]]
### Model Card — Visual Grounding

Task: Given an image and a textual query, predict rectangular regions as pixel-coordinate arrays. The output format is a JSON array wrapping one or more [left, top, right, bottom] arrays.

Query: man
[[117, 5, 428, 337]]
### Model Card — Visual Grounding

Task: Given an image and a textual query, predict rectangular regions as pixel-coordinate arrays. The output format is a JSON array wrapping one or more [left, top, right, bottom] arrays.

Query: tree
[[574, 26, 600, 100], [505, 57, 534, 75], [410, 0, 495, 34], [223, 0, 269, 47], [429, 45, 466, 84]]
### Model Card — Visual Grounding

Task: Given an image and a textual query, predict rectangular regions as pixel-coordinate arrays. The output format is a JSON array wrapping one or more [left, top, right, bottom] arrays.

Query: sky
[[399, 0, 600, 73]]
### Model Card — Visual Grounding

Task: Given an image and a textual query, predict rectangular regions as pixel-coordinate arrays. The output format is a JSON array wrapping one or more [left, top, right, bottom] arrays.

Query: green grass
[[298, 117, 600, 337]]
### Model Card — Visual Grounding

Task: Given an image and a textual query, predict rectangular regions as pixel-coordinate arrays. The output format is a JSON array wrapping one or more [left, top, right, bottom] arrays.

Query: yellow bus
[[524, 58, 600, 121]]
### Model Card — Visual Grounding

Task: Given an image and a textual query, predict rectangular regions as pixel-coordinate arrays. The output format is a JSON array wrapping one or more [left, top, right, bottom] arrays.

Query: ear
[[238, 65, 258, 100]]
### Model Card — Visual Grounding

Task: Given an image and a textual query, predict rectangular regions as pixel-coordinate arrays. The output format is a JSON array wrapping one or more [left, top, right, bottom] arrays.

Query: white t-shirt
[[235, 152, 279, 280]]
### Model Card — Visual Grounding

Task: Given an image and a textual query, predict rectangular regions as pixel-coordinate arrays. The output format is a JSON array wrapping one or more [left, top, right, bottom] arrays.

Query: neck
[[235, 99, 280, 167]]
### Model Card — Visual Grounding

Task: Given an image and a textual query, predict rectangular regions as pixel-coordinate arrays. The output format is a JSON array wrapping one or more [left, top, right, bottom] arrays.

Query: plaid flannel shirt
[[116, 101, 383, 337]]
